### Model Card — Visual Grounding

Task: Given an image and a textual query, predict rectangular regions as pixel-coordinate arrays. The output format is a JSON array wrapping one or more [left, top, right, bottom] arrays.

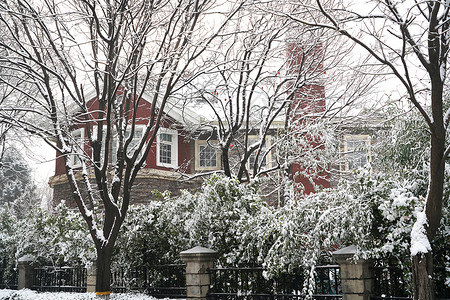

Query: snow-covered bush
[[1, 169, 447, 294], [0, 203, 94, 268], [113, 174, 373, 296], [342, 168, 450, 291], [114, 176, 272, 268]]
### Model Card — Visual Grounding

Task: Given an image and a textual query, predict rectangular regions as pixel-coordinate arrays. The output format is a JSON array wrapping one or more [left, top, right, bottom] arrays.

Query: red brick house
[[48, 44, 370, 205], [48, 91, 206, 205]]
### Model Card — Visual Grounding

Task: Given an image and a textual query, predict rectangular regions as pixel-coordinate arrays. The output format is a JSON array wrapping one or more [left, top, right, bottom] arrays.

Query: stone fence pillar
[[17, 255, 35, 290], [332, 245, 374, 300], [180, 246, 218, 300], [86, 265, 96, 293]]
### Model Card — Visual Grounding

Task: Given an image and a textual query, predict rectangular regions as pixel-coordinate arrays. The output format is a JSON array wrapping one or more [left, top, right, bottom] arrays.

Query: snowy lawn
[[0, 289, 166, 300]]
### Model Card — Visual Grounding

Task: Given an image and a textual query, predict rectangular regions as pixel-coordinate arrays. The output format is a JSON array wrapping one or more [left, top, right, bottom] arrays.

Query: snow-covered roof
[[79, 88, 202, 125]]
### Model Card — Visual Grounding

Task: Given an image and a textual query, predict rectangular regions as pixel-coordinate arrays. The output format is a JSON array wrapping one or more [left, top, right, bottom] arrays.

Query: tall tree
[[0, 0, 242, 296], [0, 146, 38, 217], [181, 6, 371, 199], [277, 0, 450, 298]]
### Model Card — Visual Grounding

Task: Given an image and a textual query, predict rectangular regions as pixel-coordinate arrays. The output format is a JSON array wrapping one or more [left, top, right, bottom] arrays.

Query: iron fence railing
[[32, 266, 87, 292], [208, 265, 342, 300], [315, 265, 341, 295], [0, 267, 18, 290], [371, 265, 450, 300], [371, 266, 411, 298], [0, 258, 18, 290], [111, 264, 186, 298]]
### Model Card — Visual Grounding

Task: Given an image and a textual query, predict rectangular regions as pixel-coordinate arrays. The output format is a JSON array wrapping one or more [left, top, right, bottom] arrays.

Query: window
[[157, 128, 178, 168], [93, 125, 145, 165], [247, 136, 271, 174], [70, 128, 84, 168], [199, 144, 217, 167], [195, 140, 220, 170], [112, 126, 145, 162], [343, 135, 371, 171]]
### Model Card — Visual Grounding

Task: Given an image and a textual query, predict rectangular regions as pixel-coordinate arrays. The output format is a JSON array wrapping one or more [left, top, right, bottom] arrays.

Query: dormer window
[[157, 128, 178, 168]]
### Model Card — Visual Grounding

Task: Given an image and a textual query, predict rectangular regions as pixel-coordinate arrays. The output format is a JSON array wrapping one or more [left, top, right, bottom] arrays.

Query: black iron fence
[[371, 266, 411, 298], [371, 265, 450, 300], [111, 264, 186, 298], [208, 265, 342, 300], [32, 266, 87, 292], [0, 259, 18, 290]]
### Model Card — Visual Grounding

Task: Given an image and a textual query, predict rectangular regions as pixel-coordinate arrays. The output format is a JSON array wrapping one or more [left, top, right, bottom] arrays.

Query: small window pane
[[72, 130, 84, 167], [160, 143, 172, 164], [160, 133, 172, 142], [248, 139, 266, 171], [346, 139, 368, 169], [199, 145, 217, 167]]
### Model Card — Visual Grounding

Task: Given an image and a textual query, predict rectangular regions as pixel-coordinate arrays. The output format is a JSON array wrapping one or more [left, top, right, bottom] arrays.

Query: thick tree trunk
[[96, 247, 113, 299], [222, 148, 232, 178], [412, 252, 435, 300]]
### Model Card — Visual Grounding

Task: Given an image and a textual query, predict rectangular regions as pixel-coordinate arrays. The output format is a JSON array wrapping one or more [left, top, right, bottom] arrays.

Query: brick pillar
[[180, 246, 218, 300], [332, 245, 374, 300], [17, 255, 35, 290], [86, 265, 96, 293]]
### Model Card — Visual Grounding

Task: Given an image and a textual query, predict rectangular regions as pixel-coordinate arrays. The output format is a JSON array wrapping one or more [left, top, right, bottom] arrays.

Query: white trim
[[156, 128, 178, 168], [194, 140, 221, 171], [70, 128, 84, 168]]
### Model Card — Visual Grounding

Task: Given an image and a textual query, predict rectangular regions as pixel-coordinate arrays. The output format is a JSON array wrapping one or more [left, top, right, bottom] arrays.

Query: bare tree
[[180, 6, 376, 201], [0, 0, 242, 295], [277, 0, 450, 298]]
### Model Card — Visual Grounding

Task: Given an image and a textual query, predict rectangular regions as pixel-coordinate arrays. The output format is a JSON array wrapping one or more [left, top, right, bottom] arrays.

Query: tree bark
[[96, 246, 113, 298], [412, 251, 435, 300]]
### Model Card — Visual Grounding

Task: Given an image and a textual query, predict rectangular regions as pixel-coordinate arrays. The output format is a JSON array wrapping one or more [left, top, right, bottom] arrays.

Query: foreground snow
[[0, 289, 162, 300]]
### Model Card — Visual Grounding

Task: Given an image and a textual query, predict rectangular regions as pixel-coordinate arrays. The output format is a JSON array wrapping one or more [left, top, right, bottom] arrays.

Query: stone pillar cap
[[180, 246, 218, 262], [18, 255, 35, 262], [332, 245, 356, 256], [181, 246, 218, 255]]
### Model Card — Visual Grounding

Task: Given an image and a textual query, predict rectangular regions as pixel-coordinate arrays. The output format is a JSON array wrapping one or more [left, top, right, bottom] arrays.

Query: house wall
[[50, 93, 197, 206], [50, 169, 203, 207]]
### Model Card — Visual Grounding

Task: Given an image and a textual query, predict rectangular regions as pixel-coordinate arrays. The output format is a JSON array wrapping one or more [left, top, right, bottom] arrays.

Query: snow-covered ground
[[0, 289, 164, 300]]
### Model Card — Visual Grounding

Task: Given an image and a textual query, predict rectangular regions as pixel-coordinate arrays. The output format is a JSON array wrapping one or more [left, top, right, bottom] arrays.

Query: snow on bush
[[1, 170, 448, 294], [0, 202, 94, 268]]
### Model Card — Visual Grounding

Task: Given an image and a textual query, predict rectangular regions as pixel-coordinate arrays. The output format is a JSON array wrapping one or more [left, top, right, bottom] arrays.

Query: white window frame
[[195, 140, 221, 171], [342, 134, 371, 171], [70, 128, 84, 168], [156, 127, 178, 168]]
